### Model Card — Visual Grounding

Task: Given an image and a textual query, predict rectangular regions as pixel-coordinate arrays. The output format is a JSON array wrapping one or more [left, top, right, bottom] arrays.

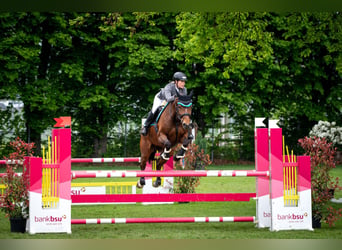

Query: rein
[[174, 101, 192, 142]]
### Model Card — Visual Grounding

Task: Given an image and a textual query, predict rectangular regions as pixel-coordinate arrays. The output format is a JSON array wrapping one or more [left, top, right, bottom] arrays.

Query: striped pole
[[71, 157, 141, 163], [72, 170, 269, 179], [71, 216, 255, 224], [0, 172, 22, 177], [71, 193, 257, 203], [0, 160, 24, 165], [0, 157, 141, 165]]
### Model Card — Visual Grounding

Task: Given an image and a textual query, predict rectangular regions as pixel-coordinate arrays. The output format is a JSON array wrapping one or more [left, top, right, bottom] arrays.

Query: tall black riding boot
[[140, 111, 155, 136]]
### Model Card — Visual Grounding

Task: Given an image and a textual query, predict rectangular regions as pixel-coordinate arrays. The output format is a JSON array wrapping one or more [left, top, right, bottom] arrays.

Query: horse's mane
[[176, 90, 193, 105], [156, 90, 193, 123]]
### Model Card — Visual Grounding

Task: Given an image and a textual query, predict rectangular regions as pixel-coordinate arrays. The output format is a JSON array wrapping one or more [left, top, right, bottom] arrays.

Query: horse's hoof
[[174, 147, 186, 161], [140, 178, 145, 186], [161, 148, 171, 160], [137, 178, 145, 188], [161, 152, 170, 160], [174, 153, 185, 160], [153, 178, 161, 188], [173, 154, 184, 161], [137, 182, 144, 189]]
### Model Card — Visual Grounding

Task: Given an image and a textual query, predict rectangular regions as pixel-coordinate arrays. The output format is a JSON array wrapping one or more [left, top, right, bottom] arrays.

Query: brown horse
[[138, 91, 193, 188]]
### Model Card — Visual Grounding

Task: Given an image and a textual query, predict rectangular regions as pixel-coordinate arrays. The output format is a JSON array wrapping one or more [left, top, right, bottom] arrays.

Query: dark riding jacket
[[157, 81, 187, 102]]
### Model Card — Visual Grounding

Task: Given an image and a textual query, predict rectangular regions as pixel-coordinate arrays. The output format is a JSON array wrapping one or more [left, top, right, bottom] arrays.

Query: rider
[[140, 72, 188, 136]]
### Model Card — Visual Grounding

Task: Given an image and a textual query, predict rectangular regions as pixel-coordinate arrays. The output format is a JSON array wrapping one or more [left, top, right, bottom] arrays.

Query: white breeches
[[152, 92, 163, 114]]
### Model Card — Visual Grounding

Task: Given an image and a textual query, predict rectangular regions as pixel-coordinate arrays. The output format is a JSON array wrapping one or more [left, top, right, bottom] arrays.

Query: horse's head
[[175, 90, 193, 130]]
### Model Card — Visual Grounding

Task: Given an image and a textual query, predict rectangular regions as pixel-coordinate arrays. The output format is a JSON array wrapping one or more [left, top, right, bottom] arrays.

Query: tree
[[175, 12, 274, 133], [2, 12, 341, 160], [0, 12, 73, 154], [175, 12, 342, 158], [270, 13, 342, 146], [0, 12, 180, 158], [66, 12, 178, 157]]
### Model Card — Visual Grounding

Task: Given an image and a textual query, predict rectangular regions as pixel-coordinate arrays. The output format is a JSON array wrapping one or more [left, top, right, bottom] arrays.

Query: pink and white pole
[[71, 157, 140, 163], [71, 170, 269, 179], [71, 193, 257, 203], [1, 157, 140, 165], [71, 216, 255, 224]]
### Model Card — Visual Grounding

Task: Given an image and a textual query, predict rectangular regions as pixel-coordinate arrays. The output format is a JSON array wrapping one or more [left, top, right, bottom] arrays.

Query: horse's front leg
[[153, 134, 171, 188], [158, 134, 172, 161], [174, 137, 191, 161]]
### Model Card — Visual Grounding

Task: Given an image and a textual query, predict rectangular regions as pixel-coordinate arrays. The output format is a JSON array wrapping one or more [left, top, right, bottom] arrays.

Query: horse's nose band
[[180, 113, 191, 118]]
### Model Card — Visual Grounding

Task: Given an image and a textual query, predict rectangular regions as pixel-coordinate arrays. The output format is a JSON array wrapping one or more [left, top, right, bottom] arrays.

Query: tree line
[[0, 12, 341, 160]]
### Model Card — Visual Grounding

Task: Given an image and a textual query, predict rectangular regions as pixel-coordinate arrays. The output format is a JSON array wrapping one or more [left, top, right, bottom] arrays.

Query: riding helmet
[[173, 72, 187, 81]]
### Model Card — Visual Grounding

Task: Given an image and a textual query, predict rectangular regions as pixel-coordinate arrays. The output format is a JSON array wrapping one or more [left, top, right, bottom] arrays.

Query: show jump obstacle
[[24, 117, 312, 234], [26, 127, 72, 234], [254, 118, 312, 231]]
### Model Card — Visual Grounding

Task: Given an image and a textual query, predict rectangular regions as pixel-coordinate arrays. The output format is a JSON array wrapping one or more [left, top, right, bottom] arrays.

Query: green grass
[[0, 164, 341, 239]]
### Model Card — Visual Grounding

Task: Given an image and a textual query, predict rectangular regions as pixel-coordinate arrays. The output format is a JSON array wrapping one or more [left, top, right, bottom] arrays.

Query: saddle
[[150, 103, 169, 132]]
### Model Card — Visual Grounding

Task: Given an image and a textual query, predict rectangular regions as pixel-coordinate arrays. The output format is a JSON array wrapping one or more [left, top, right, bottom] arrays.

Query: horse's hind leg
[[153, 177, 161, 188], [138, 137, 151, 188], [152, 157, 167, 188], [137, 158, 146, 188]]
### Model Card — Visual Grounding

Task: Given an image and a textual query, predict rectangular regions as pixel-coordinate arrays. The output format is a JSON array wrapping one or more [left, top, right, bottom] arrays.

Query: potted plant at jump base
[[0, 137, 34, 233], [298, 136, 342, 228], [172, 143, 211, 202]]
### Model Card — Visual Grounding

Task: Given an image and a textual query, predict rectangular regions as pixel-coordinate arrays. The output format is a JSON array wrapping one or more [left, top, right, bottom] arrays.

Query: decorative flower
[[0, 137, 34, 219], [172, 143, 211, 194], [309, 121, 342, 150], [298, 136, 342, 226]]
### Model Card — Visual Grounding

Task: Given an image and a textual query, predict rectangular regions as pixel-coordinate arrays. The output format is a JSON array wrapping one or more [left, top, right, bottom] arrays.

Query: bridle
[[170, 94, 194, 142], [175, 100, 192, 123]]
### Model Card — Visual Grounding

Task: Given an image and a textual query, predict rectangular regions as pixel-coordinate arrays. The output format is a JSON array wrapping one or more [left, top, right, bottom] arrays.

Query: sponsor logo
[[277, 212, 308, 221], [71, 187, 86, 195], [34, 215, 67, 223], [263, 212, 271, 217]]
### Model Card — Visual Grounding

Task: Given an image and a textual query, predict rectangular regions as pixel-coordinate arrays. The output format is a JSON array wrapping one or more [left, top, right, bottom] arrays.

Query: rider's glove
[[161, 100, 167, 106]]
